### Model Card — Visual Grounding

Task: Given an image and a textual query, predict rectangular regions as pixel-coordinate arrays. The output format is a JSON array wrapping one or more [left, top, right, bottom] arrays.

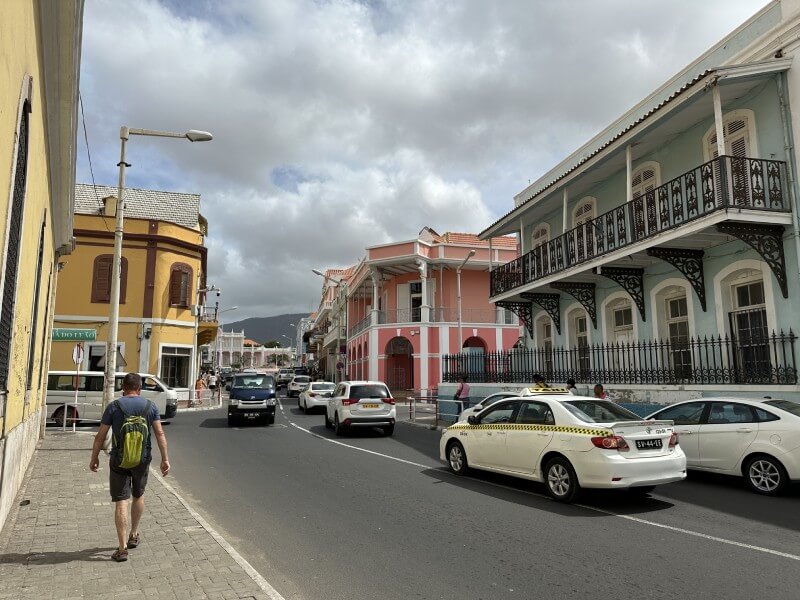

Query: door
[[697, 401, 758, 471], [504, 400, 555, 477], [651, 401, 707, 466], [469, 401, 518, 469]]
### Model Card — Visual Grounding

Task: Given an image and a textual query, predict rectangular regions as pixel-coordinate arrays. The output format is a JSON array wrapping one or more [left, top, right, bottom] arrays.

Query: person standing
[[594, 383, 609, 399], [90, 373, 169, 562], [565, 378, 579, 395], [454, 375, 470, 414], [532, 374, 549, 389], [194, 374, 207, 404]]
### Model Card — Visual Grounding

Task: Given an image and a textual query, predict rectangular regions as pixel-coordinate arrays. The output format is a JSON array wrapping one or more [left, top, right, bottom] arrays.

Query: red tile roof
[[442, 232, 517, 248]]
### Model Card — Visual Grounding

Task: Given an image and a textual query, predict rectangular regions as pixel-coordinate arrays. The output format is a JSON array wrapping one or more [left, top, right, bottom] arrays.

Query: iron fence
[[442, 330, 797, 385]]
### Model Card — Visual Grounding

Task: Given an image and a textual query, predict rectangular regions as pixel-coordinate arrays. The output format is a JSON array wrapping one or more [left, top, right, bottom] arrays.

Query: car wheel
[[303, 399, 309, 413], [627, 485, 656, 496], [745, 455, 788, 495], [52, 406, 78, 427], [334, 413, 346, 436], [446, 441, 468, 475], [227, 415, 236, 427], [383, 425, 394, 436], [544, 456, 581, 503], [266, 415, 275, 426], [324, 411, 333, 429]]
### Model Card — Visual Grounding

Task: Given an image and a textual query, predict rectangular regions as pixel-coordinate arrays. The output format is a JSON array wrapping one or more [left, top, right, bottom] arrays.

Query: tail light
[[669, 432, 679, 447], [383, 397, 396, 405], [308, 392, 317, 397], [342, 398, 359, 406], [591, 435, 629, 451]]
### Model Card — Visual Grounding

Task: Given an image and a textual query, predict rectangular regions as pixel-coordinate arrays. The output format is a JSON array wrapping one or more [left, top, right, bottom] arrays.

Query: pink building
[[340, 228, 519, 392]]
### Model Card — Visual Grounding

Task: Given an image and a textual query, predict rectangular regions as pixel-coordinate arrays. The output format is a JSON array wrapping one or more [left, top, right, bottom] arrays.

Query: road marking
[[278, 400, 800, 563], [151, 469, 287, 600]]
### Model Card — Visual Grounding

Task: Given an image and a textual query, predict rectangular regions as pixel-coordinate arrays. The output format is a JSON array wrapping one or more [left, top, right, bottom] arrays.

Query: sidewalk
[[0, 432, 275, 600]]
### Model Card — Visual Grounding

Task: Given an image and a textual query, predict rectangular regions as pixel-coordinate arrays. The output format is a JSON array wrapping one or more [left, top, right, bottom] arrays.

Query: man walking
[[90, 372, 170, 562]]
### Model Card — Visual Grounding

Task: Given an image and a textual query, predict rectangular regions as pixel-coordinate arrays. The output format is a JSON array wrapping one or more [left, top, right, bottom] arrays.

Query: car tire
[[544, 456, 581, 503], [383, 425, 394, 436], [324, 411, 333, 429], [52, 406, 78, 427], [266, 415, 275, 426], [303, 399, 308, 413], [334, 413, 346, 436], [446, 441, 468, 475], [745, 454, 788, 496], [227, 415, 236, 427]]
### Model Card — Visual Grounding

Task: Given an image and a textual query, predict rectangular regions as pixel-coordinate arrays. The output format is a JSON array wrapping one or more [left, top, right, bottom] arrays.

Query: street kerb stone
[[0, 431, 270, 599]]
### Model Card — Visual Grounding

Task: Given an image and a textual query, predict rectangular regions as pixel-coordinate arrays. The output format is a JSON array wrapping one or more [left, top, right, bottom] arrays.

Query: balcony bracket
[[550, 282, 597, 329], [646, 248, 707, 311], [521, 293, 561, 335], [496, 301, 534, 339], [716, 223, 788, 298], [598, 267, 646, 321]]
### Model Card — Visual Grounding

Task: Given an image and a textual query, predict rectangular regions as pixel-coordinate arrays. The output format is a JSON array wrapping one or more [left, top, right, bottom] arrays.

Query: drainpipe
[[777, 73, 800, 293]]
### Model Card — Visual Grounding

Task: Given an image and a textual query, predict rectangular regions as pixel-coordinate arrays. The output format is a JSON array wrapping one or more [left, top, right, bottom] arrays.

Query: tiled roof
[[442, 232, 517, 248], [75, 183, 201, 230]]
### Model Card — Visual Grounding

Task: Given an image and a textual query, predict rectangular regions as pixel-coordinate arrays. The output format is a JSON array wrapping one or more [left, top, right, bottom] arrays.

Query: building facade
[[50, 184, 217, 391], [0, 0, 83, 531], [480, 1, 800, 402], [208, 330, 291, 368]]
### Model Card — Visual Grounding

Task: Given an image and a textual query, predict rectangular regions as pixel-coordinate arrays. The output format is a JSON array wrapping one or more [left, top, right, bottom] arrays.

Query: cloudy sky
[[78, 0, 767, 320]]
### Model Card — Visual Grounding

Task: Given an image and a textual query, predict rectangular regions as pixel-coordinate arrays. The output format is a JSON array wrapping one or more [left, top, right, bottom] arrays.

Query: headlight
[[229, 398, 239, 406], [266, 398, 276, 406]]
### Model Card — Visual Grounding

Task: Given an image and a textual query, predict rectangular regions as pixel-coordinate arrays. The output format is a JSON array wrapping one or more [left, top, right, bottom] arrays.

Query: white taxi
[[440, 394, 686, 502]]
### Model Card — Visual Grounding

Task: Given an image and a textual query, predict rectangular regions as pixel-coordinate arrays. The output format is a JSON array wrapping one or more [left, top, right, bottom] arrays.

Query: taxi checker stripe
[[447, 424, 612, 436]]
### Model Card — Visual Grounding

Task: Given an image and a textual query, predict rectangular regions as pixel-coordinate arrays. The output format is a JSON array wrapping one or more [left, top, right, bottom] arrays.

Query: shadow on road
[[0, 547, 116, 565], [199, 417, 270, 428]]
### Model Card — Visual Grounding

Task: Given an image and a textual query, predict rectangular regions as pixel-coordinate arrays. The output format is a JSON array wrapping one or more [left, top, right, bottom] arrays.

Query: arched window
[[91, 254, 128, 303], [631, 162, 661, 200], [169, 263, 193, 307], [531, 223, 550, 248], [703, 109, 758, 160], [572, 197, 596, 227], [572, 197, 596, 261]]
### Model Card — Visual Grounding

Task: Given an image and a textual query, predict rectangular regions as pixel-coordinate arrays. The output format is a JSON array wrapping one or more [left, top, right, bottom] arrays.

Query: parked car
[[227, 373, 277, 426], [298, 381, 335, 412], [287, 375, 311, 397], [277, 368, 294, 387], [646, 397, 800, 495], [293, 367, 309, 376], [325, 381, 395, 436], [441, 395, 686, 503]]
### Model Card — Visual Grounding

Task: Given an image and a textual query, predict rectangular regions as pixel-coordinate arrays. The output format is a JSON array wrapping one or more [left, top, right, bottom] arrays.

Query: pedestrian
[[194, 374, 207, 405], [565, 378, 578, 395], [208, 372, 217, 390], [593, 383, 608, 399], [454, 375, 470, 414], [532, 373, 549, 389], [89, 372, 170, 563]]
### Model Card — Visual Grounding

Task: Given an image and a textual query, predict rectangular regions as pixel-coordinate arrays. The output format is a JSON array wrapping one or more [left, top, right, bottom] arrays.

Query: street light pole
[[456, 250, 476, 353], [102, 126, 213, 409]]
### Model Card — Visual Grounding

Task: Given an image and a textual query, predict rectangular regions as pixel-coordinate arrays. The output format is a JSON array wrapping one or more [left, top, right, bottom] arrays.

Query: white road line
[[278, 400, 800, 563], [151, 469, 287, 600]]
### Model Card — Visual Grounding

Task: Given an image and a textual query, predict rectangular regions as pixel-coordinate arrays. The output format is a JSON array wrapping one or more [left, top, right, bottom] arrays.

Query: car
[[293, 367, 309, 376], [287, 375, 311, 397], [298, 381, 335, 413], [227, 372, 277, 426], [440, 395, 686, 503], [457, 387, 564, 421], [646, 397, 800, 495], [325, 381, 395, 436], [276, 368, 294, 387]]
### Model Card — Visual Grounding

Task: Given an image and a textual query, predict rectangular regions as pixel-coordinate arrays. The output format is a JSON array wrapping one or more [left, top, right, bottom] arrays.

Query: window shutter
[[170, 269, 181, 306], [92, 255, 112, 303], [180, 271, 190, 306], [119, 257, 128, 304]]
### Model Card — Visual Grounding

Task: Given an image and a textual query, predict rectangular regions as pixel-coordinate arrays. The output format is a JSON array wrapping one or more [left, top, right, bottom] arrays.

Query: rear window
[[349, 384, 390, 399], [294, 376, 310, 383], [764, 399, 800, 417], [311, 383, 335, 391], [233, 375, 275, 389], [562, 400, 640, 423]]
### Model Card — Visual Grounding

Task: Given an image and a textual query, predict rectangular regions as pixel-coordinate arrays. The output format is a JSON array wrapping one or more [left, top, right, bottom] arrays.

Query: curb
[[178, 404, 224, 413]]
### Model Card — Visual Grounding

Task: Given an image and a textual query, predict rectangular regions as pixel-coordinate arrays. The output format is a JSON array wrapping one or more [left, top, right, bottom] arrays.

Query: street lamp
[[456, 249, 476, 352], [103, 126, 213, 409]]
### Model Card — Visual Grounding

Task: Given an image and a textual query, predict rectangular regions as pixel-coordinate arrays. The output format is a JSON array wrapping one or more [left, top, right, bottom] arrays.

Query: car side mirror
[[467, 415, 478, 425]]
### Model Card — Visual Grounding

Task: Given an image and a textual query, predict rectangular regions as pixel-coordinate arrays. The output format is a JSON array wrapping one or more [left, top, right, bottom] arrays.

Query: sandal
[[127, 533, 140, 549], [111, 548, 128, 562]]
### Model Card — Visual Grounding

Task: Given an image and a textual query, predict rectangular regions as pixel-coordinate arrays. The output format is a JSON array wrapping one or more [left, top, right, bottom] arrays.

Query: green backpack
[[113, 399, 153, 469]]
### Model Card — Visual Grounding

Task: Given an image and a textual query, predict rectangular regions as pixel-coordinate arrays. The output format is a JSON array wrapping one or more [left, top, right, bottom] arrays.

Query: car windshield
[[311, 383, 335, 391], [293, 376, 310, 383], [481, 393, 515, 407], [350, 385, 390, 399], [233, 375, 274, 389], [562, 400, 640, 423], [764, 399, 800, 417]]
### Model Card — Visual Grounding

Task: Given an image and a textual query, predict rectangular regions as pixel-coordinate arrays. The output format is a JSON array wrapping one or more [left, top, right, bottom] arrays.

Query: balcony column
[[370, 269, 380, 326], [416, 259, 430, 322], [712, 82, 726, 158], [626, 144, 633, 203], [562, 188, 569, 232]]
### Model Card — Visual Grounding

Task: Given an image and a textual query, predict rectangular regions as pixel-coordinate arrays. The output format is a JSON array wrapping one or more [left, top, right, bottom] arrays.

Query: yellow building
[[0, 1, 84, 529], [50, 184, 218, 393]]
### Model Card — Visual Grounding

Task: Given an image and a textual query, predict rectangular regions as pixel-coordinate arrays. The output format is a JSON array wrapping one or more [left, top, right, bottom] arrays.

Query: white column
[[418, 260, 429, 322], [419, 326, 428, 392], [626, 144, 633, 203], [369, 327, 378, 380], [495, 327, 503, 351], [712, 82, 726, 158], [371, 272, 380, 326], [562, 188, 569, 232]]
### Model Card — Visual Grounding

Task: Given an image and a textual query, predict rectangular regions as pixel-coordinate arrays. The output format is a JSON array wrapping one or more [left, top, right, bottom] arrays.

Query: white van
[[46, 371, 178, 425]]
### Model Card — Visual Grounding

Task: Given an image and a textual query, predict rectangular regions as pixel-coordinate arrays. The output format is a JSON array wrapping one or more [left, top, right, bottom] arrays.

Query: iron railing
[[442, 331, 797, 385], [491, 155, 789, 296], [348, 315, 371, 338]]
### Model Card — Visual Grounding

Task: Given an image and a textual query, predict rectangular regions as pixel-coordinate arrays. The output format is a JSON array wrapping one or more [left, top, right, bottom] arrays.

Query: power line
[[79, 91, 112, 234]]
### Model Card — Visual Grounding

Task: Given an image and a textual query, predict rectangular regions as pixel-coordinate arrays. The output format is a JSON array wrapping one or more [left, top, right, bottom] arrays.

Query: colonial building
[[209, 330, 291, 368], [478, 1, 800, 402], [0, 0, 83, 531], [50, 184, 218, 390]]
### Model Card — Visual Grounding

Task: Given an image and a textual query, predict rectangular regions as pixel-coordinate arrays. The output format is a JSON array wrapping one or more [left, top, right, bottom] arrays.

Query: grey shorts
[[109, 460, 151, 502]]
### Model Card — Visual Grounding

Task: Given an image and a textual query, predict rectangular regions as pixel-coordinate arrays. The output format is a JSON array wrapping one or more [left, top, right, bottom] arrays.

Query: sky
[[78, 0, 769, 320]]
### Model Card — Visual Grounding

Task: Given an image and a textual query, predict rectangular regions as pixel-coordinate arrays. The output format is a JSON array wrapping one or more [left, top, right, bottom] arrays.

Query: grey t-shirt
[[101, 395, 160, 463]]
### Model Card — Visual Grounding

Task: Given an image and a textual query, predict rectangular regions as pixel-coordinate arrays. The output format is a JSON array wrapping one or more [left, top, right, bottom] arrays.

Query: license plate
[[635, 438, 663, 450], [361, 403, 380, 409], [244, 413, 258, 419]]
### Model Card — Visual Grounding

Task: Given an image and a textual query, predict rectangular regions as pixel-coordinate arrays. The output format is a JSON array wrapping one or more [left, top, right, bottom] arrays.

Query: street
[[161, 390, 800, 600]]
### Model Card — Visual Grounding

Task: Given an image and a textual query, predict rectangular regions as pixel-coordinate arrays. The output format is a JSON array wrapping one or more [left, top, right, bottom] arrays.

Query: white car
[[325, 381, 395, 436], [298, 381, 335, 413], [646, 397, 800, 495], [441, 395, 686, 502], [458, 387, 568, 421], [287, 375, 311, 397]]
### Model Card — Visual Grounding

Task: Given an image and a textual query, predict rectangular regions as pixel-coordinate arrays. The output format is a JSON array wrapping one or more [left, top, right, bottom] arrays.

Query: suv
[[287, 375, 311, 398], [325, 381, 395, 436], [277, 368, 294, 388], [227, 373, 276, 426]]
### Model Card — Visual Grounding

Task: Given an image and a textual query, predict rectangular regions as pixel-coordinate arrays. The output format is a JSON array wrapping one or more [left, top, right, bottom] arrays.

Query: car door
[[330, 383, 347, 420], [469, 401, 519, 469], [651, 401, 707, 467], [697, 401, 759, 471], [504, 400, 555, 476]]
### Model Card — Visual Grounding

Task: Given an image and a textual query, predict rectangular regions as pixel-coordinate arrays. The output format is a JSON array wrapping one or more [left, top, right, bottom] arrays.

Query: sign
[[52, 328, 96, 342], [71, 343, 84, 365]]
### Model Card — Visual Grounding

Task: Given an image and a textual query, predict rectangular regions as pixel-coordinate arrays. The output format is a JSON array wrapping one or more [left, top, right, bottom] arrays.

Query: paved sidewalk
[[0, 432, 274, 599]]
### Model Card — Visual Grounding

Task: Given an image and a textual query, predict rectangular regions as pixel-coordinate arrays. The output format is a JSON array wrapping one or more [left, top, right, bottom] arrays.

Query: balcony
[[197, 307, 219, 345], [490, 155, 789, 297], [347, 308, 518, 337]]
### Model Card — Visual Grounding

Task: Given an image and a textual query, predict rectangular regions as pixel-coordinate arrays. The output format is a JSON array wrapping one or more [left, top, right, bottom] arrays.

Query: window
[[160, 346, 191, 388], [707, 402, 757, 424], [86, 343, 123, 372], [754, 407, 779, 422], [47, 375, 87, 392], [653, 402, 706, 425], [572, 197, 596, 261], [91, 255, 128, 304], [631, 163, 661, 200], [169, 263, 193, 307], [571, 311, 590, 375], [730, 279, 769, 379], [409, 281, 422, 322], [26, 221, 46, 391], [479, 402, 518, 424], [531, 223, 550, 249], [141, 377, 163, 392], [666, 296, 691, 379], [704, 111, 755, 160], [536, 315, 553, 373], [764, 400, 800, 417], [516, 401, 555, 425], [613, 305, 633, 341], [562, 400, 640, 423]]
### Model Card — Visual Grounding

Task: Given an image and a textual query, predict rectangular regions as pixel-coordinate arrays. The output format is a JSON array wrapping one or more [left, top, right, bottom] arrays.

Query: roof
[[441, 232, 517, 248], [75, 183, 201, 230]]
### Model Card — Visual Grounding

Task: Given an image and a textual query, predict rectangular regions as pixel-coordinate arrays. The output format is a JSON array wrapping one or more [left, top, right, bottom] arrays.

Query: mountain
[[223, 313, 308, 346]]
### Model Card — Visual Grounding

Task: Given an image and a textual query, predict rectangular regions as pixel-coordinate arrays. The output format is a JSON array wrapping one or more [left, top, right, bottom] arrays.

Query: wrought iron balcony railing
[[490, 155, 789, 297], [442, 330, 797, 386], [348, 315, 371, 338]]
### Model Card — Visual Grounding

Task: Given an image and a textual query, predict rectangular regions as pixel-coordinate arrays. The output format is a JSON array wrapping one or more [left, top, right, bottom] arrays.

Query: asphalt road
[[162, 391, 800, 600]]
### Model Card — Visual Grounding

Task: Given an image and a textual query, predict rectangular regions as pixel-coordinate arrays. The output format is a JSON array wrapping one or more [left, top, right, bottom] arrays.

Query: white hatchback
[[298, 381, 336, 413], [325, 381, 395, 436], [647, 397, 800, 495], [441, 395, 686, 502], [287, 375, 311, 397]]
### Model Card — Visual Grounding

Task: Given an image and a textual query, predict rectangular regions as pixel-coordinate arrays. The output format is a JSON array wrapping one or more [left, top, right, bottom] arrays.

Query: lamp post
[[456, 249, 476, 352], [103, 126, 213, 409]]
